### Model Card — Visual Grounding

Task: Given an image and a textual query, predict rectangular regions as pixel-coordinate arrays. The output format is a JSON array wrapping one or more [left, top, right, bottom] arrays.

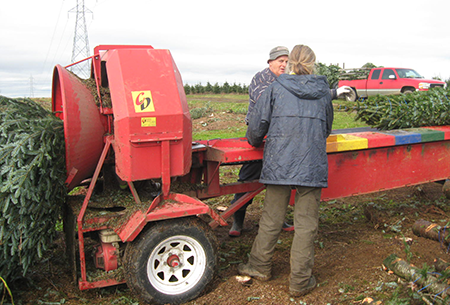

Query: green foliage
[[190, 101, 213, 119], [0, 276, 14, 304], [401, 234, 413, 262], [361, 62, 378, 69], [315, 62, 380, 87], [384, 289, 411, 305], [0, 96, 66, 282], [184, 82, 248, 94], [189, 99, 248, 120], [315, 62, 342, 88], [332, 110, 368, 130], [338, 63, 381, 81], [354, 87, 450, 130], [417, 262, 432, 280], [193, 129, 246, 141]]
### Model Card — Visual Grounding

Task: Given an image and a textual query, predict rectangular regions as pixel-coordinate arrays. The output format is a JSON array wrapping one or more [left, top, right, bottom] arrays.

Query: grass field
[[187, 93, 368, 140]]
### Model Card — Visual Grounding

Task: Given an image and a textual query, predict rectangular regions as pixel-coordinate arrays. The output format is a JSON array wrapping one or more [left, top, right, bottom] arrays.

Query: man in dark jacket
[[228, 46, 291, 237], [238, 45, 348, 297]]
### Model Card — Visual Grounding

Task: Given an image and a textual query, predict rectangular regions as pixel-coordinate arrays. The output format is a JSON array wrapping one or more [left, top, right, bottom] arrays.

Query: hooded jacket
[[246, 73, 334, 188]]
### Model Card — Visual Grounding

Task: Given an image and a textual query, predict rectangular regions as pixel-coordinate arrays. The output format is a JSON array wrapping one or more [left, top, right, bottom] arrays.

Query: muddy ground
[[12, 181, 450, 305], [8, 105, 450, 305]]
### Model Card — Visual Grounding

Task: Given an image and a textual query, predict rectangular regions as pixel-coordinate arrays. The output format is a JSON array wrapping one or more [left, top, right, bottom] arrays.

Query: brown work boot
[[237, 263, 271, 281], [289, 275, 317, 297]]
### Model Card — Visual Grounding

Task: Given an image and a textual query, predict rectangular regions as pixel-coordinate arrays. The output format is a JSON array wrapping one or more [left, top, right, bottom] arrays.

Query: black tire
[[123, 217, 218, 305], [402, 89, 414, 95], [345, 88, 357, 102]]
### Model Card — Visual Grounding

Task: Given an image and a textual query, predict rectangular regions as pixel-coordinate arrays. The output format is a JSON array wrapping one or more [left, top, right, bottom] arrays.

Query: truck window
[[382, 69, 395, 80], [395, 69, 422, 79], [371, 69, 381, 80]]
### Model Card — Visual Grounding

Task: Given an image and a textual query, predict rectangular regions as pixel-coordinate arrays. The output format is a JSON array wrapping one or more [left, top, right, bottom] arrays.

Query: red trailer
[[53, 45, 450, 304]]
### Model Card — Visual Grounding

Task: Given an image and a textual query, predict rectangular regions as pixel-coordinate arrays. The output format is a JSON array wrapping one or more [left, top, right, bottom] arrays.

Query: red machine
[[53, 45, 450, 305]]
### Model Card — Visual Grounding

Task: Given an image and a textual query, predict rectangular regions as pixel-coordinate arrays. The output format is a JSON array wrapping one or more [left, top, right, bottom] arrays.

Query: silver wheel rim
[[147, 235, 207, 295]]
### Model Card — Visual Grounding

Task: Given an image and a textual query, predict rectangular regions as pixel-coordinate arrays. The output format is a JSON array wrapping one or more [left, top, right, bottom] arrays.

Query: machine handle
[[129, 136, 181, 144]]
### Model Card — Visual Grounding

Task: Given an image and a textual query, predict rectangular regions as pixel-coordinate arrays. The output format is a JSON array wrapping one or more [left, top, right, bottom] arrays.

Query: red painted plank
[[346, 132, 396, 149]]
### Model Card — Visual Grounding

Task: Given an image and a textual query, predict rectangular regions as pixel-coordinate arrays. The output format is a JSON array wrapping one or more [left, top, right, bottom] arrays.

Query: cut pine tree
[[412, 219, 450, 247], [383, 254, 450, 304], [0, 96, 66, 283]]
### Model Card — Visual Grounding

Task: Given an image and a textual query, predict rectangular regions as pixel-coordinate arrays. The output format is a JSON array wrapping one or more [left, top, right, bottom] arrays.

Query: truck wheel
[[123, 217, 218, 305], [402, 89, 414, 95], [345, 88, 357, 102]]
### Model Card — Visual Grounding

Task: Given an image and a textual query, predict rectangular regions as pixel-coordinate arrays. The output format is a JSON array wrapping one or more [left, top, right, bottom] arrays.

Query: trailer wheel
[[123, 217, 218, 305]]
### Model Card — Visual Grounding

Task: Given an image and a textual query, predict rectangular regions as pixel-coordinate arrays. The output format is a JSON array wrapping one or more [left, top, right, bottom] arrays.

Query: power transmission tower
[[69, 0, 92, 79]]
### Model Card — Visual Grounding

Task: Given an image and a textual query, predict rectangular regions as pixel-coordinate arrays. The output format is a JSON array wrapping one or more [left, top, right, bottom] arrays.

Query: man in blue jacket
[[229, 46, 291, 237]]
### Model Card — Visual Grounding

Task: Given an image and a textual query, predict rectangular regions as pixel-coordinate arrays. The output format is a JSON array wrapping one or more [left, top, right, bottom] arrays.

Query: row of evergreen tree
[[183, 62, 353, 94], [184, 62, 450, 95], [184, 82, 248, 94]]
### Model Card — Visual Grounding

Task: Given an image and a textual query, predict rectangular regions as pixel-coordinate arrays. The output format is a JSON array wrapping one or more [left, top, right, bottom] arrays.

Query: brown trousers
[[248, 184, 321, 290]]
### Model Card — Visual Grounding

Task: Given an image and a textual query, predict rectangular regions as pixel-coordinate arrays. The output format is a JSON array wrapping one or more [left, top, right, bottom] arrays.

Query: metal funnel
[[52, 65, 107, 191]]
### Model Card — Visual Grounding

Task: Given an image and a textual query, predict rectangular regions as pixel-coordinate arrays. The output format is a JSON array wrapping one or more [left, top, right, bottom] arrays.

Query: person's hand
[[337, 86, 352, 96]]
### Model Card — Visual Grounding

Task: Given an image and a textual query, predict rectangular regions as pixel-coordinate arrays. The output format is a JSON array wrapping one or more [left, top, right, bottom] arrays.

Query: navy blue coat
[[246, 74, 334, 188]]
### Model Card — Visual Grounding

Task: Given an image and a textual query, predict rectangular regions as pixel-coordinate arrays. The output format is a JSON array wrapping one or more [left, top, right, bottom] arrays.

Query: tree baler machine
[[53, 45, 450, 304]]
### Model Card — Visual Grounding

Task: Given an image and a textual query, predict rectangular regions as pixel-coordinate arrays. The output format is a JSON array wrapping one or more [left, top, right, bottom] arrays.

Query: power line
[[69, 0, 92, 78], [42, 0, 66, 74]]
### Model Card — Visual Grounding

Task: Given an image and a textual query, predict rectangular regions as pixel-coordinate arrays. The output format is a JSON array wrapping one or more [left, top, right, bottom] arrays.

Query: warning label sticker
[[141, 117, 156, 127], [132, 91, 155, 113]]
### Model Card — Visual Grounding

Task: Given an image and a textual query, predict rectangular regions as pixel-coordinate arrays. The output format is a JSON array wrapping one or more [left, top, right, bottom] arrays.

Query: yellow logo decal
[[132, 91, 155, 113], [141, 117, 156, 127]]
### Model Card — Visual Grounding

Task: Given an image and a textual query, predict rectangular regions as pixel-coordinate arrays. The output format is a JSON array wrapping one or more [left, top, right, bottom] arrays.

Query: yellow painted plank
[[326, 134, 368, 153]]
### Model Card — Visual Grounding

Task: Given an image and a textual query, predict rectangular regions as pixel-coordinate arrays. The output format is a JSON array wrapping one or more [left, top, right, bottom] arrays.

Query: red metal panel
[[145, 193, 213, 222], [52, 65, 107, 190], [323, 141, 450, 200], [79, 278, 126, 290], [116, 210, 146, 242], [199, 138, 264, 163], [104, 47, 192, 181]]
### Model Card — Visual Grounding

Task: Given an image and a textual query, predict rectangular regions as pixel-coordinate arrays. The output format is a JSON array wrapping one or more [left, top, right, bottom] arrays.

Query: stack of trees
[[314, 62, 342, 88], [0, 96, 66, 283], [354, 87, 450, 130]]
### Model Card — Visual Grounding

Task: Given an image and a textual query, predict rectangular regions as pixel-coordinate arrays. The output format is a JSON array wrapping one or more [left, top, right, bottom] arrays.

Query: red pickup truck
[[338, 67, 447, 101]]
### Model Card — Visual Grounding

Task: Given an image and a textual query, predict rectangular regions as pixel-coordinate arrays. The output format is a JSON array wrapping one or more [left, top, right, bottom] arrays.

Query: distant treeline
[[184, 62, 450, 94], [184, 82, 248, 94], [183, 62, 347, 94]]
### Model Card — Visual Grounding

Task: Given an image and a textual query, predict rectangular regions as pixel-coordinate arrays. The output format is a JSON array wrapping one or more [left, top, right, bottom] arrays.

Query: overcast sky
[[1, 0, 449, 98]]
